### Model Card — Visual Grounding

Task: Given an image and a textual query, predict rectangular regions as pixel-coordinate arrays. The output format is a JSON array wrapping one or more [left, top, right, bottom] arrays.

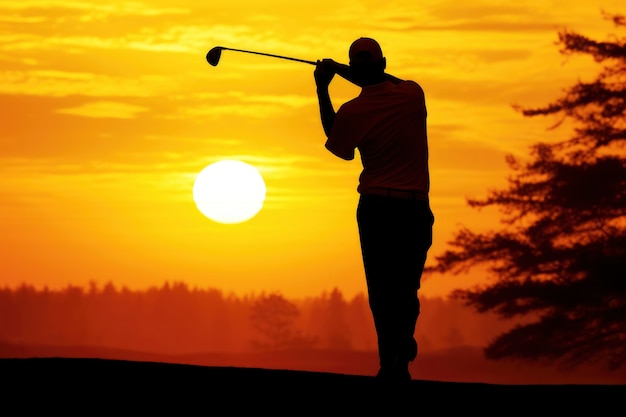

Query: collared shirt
[[325, 80, 429, 195]]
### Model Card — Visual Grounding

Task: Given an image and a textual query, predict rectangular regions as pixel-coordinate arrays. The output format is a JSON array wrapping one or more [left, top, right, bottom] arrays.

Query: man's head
[[348, 37, 387, 85], [349, 38, 384, 63]]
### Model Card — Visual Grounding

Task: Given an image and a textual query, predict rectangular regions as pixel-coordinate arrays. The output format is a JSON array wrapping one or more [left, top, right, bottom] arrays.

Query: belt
[[361, 188, 428, 201]]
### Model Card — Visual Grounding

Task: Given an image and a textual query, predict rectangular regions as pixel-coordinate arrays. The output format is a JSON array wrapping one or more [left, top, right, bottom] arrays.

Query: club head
[[206, 47, 223, 66]]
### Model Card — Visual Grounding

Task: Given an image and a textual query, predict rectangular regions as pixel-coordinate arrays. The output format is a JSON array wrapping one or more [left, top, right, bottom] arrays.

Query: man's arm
[[317, 87, 335, 137], [327, 60, 404, 85], [314, 58, 403, 136], [314, 61, 337, 137]]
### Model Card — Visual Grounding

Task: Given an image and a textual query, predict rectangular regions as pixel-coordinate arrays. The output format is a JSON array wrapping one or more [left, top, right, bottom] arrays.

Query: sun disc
[[193, 160, 266, 224]]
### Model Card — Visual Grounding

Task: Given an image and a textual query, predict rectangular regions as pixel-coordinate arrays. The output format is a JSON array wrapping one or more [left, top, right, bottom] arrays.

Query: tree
[[323, 288, 352, 349], [427, 13, 626, 370], [249, 292, 316, 351]]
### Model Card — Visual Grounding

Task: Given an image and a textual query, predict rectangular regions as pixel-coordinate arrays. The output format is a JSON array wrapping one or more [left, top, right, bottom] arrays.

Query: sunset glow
[[1, 0, 624, 299]]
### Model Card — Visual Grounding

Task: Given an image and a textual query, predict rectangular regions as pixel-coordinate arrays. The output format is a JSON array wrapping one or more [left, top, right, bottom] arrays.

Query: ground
[[3, 358, 624, 415]]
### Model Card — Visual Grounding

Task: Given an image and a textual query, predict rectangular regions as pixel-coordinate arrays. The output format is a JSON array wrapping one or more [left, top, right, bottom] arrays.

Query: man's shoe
[[406, 338, 418, 362], [376, 364, 411, 383]]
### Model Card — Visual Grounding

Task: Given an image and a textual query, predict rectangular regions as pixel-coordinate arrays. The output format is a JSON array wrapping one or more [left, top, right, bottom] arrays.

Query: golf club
[[206, 46, 316, 67]]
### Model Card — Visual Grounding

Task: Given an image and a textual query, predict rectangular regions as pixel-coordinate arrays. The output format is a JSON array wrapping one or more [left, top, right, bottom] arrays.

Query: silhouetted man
[[314, 37, 434, 382]]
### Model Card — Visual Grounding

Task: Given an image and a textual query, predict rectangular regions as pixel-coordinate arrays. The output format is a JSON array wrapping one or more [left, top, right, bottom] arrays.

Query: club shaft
[[221, 47, 316, 65]]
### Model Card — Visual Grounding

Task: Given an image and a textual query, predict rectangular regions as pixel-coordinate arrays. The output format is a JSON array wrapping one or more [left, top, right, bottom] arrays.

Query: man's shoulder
[[398, 79, 423, 90], [396, 80, 425, 100], [338, 95, 363, 111]]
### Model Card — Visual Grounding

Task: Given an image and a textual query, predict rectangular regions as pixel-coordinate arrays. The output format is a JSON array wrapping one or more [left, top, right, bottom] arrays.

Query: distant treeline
[[0, 282, 519, 355]]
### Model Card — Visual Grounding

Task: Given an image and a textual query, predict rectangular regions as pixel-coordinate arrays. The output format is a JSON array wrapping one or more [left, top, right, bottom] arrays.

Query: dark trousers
[[356, 194, 434, 369]]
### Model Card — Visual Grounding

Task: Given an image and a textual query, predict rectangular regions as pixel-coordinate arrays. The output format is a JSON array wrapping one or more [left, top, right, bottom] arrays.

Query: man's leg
[[393, 200, 433, 368], [357, 196, 433, 380], [357, 195, 393, 372]]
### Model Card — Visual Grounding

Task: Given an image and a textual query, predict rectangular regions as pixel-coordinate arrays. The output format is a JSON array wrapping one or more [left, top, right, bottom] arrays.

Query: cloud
[[0, 70, 168, 97], [177, 104, 286, 119], [0, 14, 47, 23], [56, 100, 149, 118], [239, 94, 313, 107], [175, 93, 315, 119], [0, 1, 188, 19], [0, 21, 258, 57]]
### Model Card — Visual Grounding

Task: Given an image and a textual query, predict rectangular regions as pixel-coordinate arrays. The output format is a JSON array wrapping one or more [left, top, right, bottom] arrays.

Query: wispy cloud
[[177, 104, 288, 119], [0, 1, 189, 18], [0, 70, 171, 97], [56, 100, 149, 118], [176, 92, 314, 119]]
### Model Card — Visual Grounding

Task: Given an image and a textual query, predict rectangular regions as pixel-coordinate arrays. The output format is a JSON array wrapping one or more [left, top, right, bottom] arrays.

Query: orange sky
[[1, 0, 623, 299]]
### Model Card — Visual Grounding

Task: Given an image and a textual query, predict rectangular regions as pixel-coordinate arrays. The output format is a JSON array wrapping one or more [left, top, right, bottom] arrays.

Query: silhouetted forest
[[0, 282, 520, 355]]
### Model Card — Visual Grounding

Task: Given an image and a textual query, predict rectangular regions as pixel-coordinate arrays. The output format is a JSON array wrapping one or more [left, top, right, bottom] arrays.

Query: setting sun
[[193, 160, 266, 224]]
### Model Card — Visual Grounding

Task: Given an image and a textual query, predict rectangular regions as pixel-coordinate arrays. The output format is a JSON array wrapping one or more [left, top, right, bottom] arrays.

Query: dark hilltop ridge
[[2, 357, 625, 415]]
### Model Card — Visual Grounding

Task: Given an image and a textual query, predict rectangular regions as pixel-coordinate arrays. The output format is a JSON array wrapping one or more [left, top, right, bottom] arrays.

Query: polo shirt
[[325, 80, 429, 195]]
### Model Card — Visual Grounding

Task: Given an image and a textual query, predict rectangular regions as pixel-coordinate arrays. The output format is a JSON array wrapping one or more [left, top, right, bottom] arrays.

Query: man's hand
[[314, 59, 337, 89]]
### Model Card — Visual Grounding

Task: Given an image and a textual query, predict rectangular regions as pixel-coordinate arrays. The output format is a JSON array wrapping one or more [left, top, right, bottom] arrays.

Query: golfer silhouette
[[314, 37, 434, 382]]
